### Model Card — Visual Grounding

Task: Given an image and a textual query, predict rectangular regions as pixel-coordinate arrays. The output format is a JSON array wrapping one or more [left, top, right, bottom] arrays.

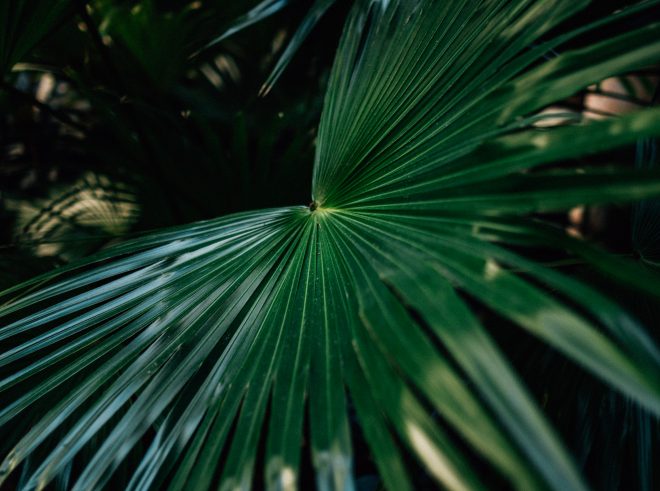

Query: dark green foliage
[[1, 1, 660, 490]]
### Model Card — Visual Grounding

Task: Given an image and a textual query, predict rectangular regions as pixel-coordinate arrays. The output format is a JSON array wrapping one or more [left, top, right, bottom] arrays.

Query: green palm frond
[[197, 0, 292, 55], [259, 0, 338, 95], [2, 1, 660, 490], [197, 0, 338, 95]]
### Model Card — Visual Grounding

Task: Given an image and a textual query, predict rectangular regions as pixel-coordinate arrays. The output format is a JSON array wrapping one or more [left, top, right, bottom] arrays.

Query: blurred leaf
[[260, 0, 338, 96], [2, 1, 660, 490], [11, 172, 139, 261], [0, 0, 72, 75], [633, 137, 660, 266], [96, 1, 191, 92], [196, 0, 292, 56]]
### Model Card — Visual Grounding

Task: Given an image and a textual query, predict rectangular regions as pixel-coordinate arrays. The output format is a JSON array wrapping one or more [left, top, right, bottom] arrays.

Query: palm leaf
[[196, 0, 292, 55], [2, 1, 660, 490], [259, 0, 338, 96], [196, 0, 338, 95], [0, 0, 71, 75], [12, 173, 138, 261]]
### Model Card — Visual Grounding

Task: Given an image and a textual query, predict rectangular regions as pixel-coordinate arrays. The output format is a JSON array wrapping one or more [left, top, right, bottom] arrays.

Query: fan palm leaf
[[2, 1, 660, 490]]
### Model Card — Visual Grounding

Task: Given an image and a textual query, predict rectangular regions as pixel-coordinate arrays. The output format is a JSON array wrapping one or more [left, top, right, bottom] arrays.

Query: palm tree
[[1, 0, 660, 489]]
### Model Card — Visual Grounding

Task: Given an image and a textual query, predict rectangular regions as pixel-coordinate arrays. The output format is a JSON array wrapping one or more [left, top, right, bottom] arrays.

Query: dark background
[[1, 1, 659, 489]]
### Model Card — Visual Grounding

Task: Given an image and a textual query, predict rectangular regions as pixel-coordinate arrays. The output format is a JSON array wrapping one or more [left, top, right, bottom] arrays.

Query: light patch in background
[[9, 172, 139, 260], [406, 421, 467, 491]]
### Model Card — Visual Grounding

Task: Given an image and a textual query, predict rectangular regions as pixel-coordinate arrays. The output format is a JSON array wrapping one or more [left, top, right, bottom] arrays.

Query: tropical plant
[[1, 0, 660, 490]]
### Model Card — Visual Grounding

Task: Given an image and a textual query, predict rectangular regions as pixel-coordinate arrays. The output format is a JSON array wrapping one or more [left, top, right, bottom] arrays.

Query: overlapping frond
[[2, 1, 660, 490]]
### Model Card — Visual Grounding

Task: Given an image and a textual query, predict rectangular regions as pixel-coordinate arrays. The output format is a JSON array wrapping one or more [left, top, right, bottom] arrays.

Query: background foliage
[[1, 1, 660, 490]]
